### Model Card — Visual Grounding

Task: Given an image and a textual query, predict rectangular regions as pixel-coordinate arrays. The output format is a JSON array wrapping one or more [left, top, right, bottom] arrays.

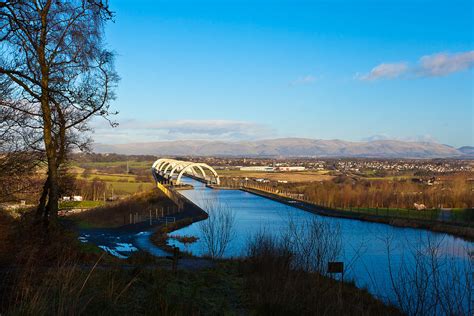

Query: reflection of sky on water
[[78, 229, 168, 258], [170, 177, 474, 310]]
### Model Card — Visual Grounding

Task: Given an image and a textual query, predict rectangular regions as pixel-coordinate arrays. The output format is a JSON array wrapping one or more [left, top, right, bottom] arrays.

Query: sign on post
[[327, 261, 343, 273], [327, 261, 344, 282], [166, 247, 182, 275]]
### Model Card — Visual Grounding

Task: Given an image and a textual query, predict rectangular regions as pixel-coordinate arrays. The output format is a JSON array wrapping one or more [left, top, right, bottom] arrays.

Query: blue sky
[[93, 0, 473, 147]]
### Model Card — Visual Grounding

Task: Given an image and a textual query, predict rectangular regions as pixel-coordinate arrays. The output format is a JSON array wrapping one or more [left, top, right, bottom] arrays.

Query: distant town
[[180, 156, 473, 175]]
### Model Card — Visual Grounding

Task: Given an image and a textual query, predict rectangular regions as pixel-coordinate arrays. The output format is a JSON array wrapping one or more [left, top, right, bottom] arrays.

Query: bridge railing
[[156, 181, 184, 209]]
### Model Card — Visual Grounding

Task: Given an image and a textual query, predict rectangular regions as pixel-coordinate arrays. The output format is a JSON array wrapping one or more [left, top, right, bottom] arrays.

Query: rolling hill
[[93, 138, 467, 158]]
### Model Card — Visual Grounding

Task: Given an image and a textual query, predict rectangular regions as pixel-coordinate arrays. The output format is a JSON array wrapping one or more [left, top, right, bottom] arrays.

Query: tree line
[[278, 175, 472, 209]]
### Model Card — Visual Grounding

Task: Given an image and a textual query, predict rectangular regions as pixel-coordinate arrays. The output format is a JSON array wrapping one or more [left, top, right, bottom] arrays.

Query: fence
[[156, 182, 184, 209], [237, 181, 474, 226], [124, 205, 179, 225]]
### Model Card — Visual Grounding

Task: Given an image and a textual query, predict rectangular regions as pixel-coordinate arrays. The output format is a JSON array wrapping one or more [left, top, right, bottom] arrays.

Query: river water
[[169, 177, 473, 312]]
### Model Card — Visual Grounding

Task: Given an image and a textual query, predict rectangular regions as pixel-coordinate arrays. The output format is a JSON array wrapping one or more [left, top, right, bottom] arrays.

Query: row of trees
[[222, 175, 472, 209], [278, 176, 472, 209], [0, 0, 118, 224]]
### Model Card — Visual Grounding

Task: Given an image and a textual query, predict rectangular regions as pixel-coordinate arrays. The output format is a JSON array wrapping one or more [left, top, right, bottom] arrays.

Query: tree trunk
[[36, 175, 50, 219], [38, 0, 59, 225]]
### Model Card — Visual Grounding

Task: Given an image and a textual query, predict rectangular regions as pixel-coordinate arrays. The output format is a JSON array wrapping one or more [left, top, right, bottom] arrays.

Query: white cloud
[[290, 75, 316, 86], [358, 50, 474, 81], [418, 51, 474, 77], [358, 62, 408, 81], [91, 119, 275, 144]]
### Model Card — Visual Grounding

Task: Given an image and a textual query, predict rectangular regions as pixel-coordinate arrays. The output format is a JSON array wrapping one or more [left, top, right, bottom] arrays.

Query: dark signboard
[[327, 261, 344, 274]]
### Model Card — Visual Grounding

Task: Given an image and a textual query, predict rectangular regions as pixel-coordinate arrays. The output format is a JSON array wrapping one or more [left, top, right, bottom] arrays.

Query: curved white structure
[[151, 158, 220, 186]]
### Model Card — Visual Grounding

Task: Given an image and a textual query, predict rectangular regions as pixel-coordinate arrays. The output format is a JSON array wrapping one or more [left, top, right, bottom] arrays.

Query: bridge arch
[[152, 158, 220, 185], [176, 162, 220, 185], [170, 161, 207, 180]]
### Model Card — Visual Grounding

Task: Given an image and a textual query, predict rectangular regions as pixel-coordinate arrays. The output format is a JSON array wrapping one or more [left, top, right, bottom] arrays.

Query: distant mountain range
[[93, 138, 473, 158], [458, 146, 474, 156]]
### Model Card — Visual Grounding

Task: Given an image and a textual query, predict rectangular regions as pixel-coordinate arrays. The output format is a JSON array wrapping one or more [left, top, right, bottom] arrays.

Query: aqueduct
[[151, 158, 220, 186]]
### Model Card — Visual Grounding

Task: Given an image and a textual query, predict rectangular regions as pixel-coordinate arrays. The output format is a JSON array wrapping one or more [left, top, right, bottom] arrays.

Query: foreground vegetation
[[0, 208, 401, 315], [68, 190, 177, 228]]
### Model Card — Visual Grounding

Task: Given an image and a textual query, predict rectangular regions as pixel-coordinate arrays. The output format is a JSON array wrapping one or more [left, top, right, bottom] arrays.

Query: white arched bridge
[[151, 158, 220, 186]]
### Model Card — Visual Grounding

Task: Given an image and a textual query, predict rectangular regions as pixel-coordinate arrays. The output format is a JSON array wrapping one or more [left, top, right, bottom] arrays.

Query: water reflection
[[170, 177, 473, 311]]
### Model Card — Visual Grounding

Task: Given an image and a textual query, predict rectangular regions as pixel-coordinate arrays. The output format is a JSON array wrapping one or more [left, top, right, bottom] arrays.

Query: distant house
[[62, 196, 83, 202], [240, 166, 275, 172], [277, 166, 305, 172]]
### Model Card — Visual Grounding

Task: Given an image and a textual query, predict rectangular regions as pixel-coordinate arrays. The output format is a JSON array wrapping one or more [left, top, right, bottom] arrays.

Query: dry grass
[[0, 216, 240, 315], [0, 210, 404, 315], [69, 190, 176, 228], [242, 233, 401, 316], [0, 211, 15, 264], [219, 169, 333, 182]]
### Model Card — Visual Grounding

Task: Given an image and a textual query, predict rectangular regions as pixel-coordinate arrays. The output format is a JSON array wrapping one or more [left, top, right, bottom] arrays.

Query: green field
[[69, 159, 156, 197], [59, 200, 106, 209], [77, 173, 138, 182], [343, 206, 474, 224], [73, 160, 154, 169], [107, 181, 155, 194]]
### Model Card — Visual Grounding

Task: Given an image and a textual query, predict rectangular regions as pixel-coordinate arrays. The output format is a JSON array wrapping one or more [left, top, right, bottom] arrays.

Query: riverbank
[[63, 186, 209, 260], [0, 203, 402, 315], [241, 187, 474, 241]]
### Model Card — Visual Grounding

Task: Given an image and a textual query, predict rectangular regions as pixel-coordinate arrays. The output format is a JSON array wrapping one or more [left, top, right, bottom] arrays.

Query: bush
[[243, 232, 401, 315]]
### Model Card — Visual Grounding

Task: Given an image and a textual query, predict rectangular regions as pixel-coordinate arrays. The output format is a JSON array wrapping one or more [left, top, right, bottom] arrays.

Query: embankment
[[241, 187, 474, 241], [151, 184, 208, 251]]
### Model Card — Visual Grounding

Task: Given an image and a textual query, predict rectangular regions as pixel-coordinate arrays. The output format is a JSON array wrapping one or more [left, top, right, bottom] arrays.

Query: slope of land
[[94, 138, 464, 158]]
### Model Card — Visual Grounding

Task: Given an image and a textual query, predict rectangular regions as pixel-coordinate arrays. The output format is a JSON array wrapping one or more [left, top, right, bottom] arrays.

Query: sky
[[93, 0, 474, 147]]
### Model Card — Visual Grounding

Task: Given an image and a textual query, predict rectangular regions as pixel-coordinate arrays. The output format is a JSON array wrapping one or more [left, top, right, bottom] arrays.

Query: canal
[[169, 177, 473, 311]]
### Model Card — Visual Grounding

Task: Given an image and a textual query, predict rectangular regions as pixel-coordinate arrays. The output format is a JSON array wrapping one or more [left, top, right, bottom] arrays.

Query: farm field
[[59, 200, 106, 209], [341, 207, 474, 224], [216, 169, 334, 182], [107, 181, 155, 194], [76, 172, 138, 182], [69, 159, 156, 197]]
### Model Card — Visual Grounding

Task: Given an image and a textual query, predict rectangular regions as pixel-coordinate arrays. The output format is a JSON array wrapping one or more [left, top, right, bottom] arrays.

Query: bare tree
[[0, 0, 118, 224], [0, 80, 42, 202], [384, 235, 473, 315], [198, 201, 236, 259], [283, 217, 342, 273]]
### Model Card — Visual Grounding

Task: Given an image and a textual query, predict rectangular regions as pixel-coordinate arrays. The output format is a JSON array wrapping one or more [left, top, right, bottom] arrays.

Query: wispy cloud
[[91, 119, 275, 144], [358, 50, 474, 81], [418, 51, 474, 77], [290, 74, 317, 86], [357, 63, 408, 81]]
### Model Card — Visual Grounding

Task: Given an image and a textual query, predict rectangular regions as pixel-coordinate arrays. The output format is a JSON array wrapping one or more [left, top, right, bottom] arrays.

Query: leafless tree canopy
[[198, 201, 236, 259], [0, 0, 118, 222], [385, 235, 473, 315]]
